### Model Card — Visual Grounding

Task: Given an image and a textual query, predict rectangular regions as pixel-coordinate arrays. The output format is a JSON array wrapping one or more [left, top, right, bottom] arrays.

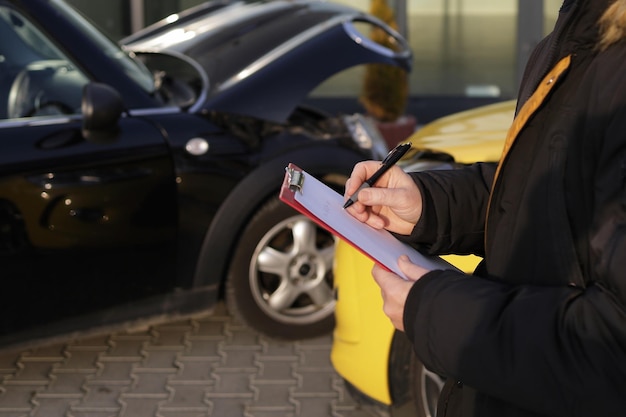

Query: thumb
[[398, 255, 431, 282]]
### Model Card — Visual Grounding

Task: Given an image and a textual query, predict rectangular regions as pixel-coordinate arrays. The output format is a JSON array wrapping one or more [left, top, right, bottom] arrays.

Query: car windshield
[[0, 6, 62, 63], [49, 0, 155, 94]]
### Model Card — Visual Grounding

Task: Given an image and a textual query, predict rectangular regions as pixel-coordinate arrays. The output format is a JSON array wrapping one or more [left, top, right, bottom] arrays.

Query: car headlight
[[342, 114, 389, 160]]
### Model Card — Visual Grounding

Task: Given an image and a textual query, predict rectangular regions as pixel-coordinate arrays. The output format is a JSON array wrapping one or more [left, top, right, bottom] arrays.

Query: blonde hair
[[598, 0, 626, 50]]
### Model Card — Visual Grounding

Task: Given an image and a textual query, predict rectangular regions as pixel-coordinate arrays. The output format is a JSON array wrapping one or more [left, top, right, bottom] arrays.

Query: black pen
[[343, 142, 412, 209]]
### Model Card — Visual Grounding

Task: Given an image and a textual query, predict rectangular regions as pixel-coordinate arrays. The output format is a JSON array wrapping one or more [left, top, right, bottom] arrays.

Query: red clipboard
[[279, 163, 458, 279]]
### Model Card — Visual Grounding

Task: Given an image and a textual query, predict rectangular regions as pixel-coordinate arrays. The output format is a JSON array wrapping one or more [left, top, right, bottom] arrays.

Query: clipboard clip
[[286, 167, 304, 193]]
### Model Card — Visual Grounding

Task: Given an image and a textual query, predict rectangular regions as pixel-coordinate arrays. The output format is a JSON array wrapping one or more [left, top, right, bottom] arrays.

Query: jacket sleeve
[[403, 270, 626, 417], [398, 162, 495, 257]]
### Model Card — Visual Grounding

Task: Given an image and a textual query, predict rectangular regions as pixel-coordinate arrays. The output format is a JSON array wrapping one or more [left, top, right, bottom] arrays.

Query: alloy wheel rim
[[249, 215, 336, 324]]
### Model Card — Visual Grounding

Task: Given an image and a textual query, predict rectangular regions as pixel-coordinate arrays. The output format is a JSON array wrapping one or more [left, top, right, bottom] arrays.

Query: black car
[[0, 0, 411, 347]]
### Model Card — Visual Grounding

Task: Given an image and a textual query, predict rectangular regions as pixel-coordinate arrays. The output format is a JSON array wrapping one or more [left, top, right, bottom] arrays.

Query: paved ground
[[0, 302, 389, 417]]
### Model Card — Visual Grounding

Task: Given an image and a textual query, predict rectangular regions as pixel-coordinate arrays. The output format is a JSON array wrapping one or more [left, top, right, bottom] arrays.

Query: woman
[[345, 1, 626, 416]]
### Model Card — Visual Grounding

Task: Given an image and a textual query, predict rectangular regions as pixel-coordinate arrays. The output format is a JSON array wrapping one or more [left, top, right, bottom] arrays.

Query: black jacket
[[402, 1, 626, 416]]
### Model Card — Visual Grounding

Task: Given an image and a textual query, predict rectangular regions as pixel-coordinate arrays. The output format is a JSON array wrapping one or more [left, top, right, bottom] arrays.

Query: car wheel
[[226, 195, 336, 339], [390, 332, 445, 417], [410, 353, 446, 417]]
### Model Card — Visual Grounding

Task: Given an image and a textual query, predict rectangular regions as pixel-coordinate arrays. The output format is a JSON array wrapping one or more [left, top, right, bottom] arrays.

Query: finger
[[372, 263, 400, 288], [372, 264, 406, 293], [345, 161, 383, 196], [358, 186, 407, 208], [398, 255, 431, 282], [372, 264, 411, 331]]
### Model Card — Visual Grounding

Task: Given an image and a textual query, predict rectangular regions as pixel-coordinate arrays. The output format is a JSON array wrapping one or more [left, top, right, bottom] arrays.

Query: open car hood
[[122, 0, 412, 123]]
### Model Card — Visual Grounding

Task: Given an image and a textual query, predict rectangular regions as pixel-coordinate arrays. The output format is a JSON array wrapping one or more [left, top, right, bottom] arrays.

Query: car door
[[0, 118, 179, 329], [0, 4, 178, 339]]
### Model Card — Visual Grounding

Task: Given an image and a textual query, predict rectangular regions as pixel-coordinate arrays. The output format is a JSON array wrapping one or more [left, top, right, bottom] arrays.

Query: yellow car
[[331, 100, 516, 416]]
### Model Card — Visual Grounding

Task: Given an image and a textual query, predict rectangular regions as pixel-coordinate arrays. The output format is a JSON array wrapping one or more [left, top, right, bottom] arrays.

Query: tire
[[390, 332, 445, 417], [226, 196, 336, 340], [409, 353, 446, 417]]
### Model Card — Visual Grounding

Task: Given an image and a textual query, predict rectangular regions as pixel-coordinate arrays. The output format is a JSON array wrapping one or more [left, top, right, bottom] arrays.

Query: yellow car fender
[[331, 241, 481, 405], [331, 241, 395, 404]]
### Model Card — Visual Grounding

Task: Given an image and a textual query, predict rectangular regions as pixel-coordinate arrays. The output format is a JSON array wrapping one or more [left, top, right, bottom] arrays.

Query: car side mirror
[[81, 82, 124, 143]]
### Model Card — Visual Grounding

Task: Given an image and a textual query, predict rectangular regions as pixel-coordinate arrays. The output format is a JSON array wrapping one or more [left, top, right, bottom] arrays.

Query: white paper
[[293, 170, 458, 279]]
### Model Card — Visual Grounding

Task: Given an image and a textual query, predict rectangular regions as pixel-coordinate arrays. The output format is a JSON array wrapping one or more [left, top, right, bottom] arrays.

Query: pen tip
[[343, 200, 353, 209]]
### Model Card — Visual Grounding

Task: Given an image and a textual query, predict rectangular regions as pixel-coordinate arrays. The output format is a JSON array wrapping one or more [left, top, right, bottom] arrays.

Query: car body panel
[[331, 250, 483, 405], [331, 100, 516, 406], [402, 100, 514, 164], [332, 242, 395, 404], [0, 113, 179, 333]]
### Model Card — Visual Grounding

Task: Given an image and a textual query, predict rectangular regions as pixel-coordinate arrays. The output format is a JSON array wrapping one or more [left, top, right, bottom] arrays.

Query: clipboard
[[279, 163, 459, 280]]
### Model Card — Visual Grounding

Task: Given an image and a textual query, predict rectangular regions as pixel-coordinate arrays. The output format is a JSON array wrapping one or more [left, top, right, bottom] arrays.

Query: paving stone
[[138, 349, 181, 370], [46, 372, 89, 393], [206, 397, 250, 416], [119, 397, 163, 416], [292, 369, 336, 393], [69, 336, 111, 348], [22, 345, 66, 358], [169, 358, 217, 382], [130, 371, 171, 394], [331, 403, 390, 417], [0, 353, 18, 380], [0, 303, 373, 416], [219, 348, 262, 369], [166, 384, 211, 407], [181, 338, 221, 358], [31, 395, 81, 416], [68, 410, 119, 417], [253, 360, 296, 381], [259, 340, 298, 357], [293, 397, 335, 417], [158, 409, 210, 417], [295, 342, 334, 368], [106, 337, 149, 357], [330, 377, 390, 417], [223, 325, 260, 346], [0, 384, 42, 408], [0, 412, 30, 417], [250, 381, 298, 408], [93, 360, 137, 382], [209, 372, 255, 394], [243, 409, 295, 417], [10, 361, 54, 383], [149, 324, 193, 347], [81, 381, 129, 408], [57, 349, 102, 371]]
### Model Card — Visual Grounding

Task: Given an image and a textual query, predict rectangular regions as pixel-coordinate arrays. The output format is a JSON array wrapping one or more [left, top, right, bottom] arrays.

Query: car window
[[49, 0, 155, 95], [0, 5, 88, 119]]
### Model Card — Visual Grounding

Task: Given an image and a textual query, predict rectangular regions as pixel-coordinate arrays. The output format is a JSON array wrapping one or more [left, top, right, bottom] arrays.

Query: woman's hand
[[344, 161, 422, 235], [372, 255, 431, 331]]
